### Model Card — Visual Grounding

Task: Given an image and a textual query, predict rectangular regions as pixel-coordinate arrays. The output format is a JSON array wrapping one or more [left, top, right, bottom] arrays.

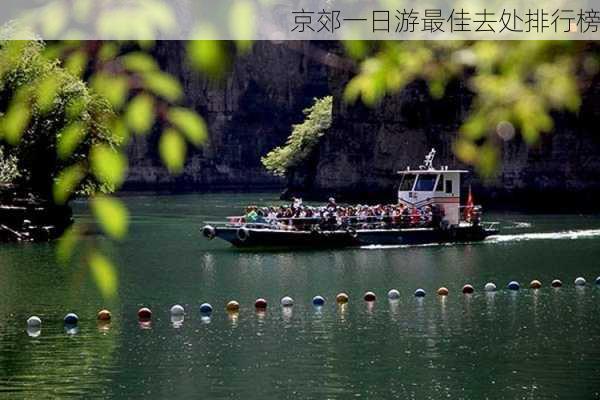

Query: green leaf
[[187, 40, 227, 76], [1, 101, 31, 145], [159, 128, 187, 174], [53, 164, 85, 205], [91, 73, 129, 109], [90, 195, 129, 239], [57, 122, 86, 159], [168, 107, 207, 146], [121, 52, 159, 72], [65, 51, 88, 77], [36, 76, 60, 114], [142, 72, 182, 102], [90, 144, 128, 188], [88, 251, 118, 300], [56, 225, 80, 264], [125, 94, 155, 135]]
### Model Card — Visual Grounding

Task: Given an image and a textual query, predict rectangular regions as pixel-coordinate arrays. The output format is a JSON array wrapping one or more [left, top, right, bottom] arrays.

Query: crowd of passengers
[[238, 197, 471, 230]]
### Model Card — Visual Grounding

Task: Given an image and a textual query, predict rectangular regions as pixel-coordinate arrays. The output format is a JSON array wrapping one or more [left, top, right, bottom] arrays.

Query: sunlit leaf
[[53, 163, 85, 205], [142, 71, 182, 102], [168, 107, 207, 146], [98, 42, 119, 63], [65, 50, 88, 77], [90, 195, 129, 239], [110, 117, 130, 146], [88, 251, 118, 300], [57, 122, 86, 159], [90, 144, 128, 188], [91, 73, 129, 109], [187, 40, 227, 77], [1, 101, 31, 145], [159, 128, 187, 174], [125, 94, 155, 135], [121, 52, 159, 72], [36, 76, 60, 114], [56, 225, 80, 264]]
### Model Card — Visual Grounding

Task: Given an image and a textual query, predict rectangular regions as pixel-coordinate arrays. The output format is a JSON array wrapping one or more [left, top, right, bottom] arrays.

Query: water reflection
[[138, 321, 152, 330], [97, 321, 112, 334], [171, 315, 184, 329], [64, 325, 79, 335]]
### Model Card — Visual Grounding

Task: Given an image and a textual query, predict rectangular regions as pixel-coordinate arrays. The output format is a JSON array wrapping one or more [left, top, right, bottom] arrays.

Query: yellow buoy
[[437, 287, 449, 296], [530, 280, 542, 289], [226, 300, 240, 312], [336, 292, 349, 304]]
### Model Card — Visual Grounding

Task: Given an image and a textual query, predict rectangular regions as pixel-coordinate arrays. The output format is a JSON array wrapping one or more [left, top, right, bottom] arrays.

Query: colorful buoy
[[387, 289, 400, 300], [336, 293, 349, 304], [97, 309, 112, 321], [437, 287, 449, 296], [414, 288, 426, 297], [64, 313, 79, 325], [363, 291, 376, 302], [255, 298, 267, 309], [27, 316, 41, 328], [574, 277, 587, 286], [280, 296, 294, 307], [530, 280, 542, 289], [551, 279, 563, 288], [484, 282, 497, 292], [226, 300, 240, 312], [200, 303, 213, 314], [507, 281, 520, 291], [462, 284, 474, 294], [138, 307, 152, 320], [170, 304, 185, 316], [312, 296, 325, 306]]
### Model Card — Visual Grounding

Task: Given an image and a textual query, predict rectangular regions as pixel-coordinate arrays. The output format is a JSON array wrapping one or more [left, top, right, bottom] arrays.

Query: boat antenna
[[420, 148, 436, 170]]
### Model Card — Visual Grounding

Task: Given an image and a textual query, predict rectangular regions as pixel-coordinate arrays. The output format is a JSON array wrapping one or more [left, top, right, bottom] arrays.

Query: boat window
[[434, 175, 443, 192], [414, 174, 437, 191], [445, 180, 453, 194], [399, 174, 416, 191]]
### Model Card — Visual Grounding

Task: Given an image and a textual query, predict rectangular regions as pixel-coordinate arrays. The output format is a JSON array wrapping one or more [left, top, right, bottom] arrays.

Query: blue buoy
[[199, 303, 213, 315], [484, 282, 497, 292], [312, 296, 325, 306], [414, 288, 426, 297], [63, 313, 79, 325], [596, 276, 600, 285], [507, 281, 520, 290], [387, 289, 400, 300]]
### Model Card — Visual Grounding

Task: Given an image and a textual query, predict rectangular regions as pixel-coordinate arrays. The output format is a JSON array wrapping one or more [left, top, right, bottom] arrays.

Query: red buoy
[[462, 284, 474, 294], [363, 291, 376, 302], [138, 307, 152, 320], [254, 298, 267, 309]]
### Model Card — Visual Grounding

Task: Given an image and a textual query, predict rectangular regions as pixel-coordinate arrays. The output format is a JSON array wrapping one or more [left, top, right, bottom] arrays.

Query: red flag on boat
[[464, 185, 474, 221]]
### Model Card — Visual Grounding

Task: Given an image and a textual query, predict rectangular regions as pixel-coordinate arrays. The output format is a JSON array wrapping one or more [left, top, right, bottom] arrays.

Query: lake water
[[1, 193, 600, 399]]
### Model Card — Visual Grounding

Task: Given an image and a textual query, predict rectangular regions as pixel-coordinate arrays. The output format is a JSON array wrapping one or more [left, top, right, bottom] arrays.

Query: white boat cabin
[[397, 149, 467, 226]]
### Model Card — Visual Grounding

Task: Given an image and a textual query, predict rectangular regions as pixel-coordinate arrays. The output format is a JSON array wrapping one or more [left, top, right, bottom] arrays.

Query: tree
[[262, 96, 332, 177]]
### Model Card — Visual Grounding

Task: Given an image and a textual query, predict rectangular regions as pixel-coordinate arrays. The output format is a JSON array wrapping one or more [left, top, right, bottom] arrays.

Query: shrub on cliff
[[262, 96, 332, 177], [0, 40, 119, 200]]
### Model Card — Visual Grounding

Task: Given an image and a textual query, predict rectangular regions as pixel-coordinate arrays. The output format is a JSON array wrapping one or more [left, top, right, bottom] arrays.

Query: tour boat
[[202, 149, 499, 248]]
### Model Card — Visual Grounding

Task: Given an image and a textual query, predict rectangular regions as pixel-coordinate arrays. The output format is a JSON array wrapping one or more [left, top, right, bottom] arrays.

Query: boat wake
[[360, 228, 600, 250], [487, 228, 600, 243]]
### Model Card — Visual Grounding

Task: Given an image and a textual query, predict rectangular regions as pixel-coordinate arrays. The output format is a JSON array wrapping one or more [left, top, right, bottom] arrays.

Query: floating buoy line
[[23, 276, 599, 335]]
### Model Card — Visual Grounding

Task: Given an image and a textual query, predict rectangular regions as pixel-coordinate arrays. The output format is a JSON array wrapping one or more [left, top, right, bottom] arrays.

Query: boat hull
[[204, 225, 498, 249]]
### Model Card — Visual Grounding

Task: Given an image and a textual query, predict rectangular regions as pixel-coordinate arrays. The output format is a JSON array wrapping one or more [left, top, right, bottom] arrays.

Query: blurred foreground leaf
[[90, 144, 128, 188], [168, 107, 207, 146], [88, 251, 118, 300], [90, 195, 129, 239], [159, 128, 186, 173], [125, 94, 155, 135], [53, 164, 85, 205]]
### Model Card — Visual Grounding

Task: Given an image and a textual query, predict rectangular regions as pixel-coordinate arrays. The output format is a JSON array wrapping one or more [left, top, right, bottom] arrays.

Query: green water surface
[[1, 193, 599, 399]]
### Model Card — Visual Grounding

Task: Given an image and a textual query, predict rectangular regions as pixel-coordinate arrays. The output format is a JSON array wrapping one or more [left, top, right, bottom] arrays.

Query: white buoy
[[387, 289, 400, 300], [170, 304, 185, 316], [27, 316, 41, 328], [281, 296, 294, 307], [574, 277, 586, 286], [484, 282, 497, 292]]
